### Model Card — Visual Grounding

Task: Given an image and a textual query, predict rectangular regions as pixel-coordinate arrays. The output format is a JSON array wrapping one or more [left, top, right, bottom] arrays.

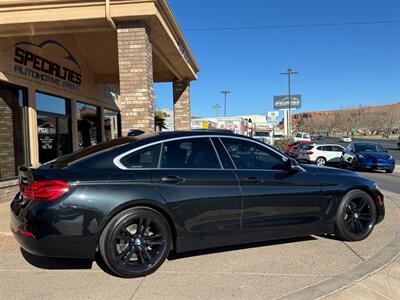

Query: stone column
[[117, 22, 155, 135], [173, 80, 191, 131]]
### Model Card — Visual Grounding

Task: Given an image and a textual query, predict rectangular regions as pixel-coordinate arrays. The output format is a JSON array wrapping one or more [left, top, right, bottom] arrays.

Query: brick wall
[[117, 22, 155, 135], [0, 179, 18, 203], [0, 87, 25, 179], [173, 80, 191, 131]]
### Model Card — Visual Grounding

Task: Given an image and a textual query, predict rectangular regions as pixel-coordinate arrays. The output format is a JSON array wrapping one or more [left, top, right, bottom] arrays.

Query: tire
[[335, 190, 377, 241], [316, 157, 327, 166], [99, 207, 172, 278], [350, 158, 359, 171], [386, 169, 394, 174]]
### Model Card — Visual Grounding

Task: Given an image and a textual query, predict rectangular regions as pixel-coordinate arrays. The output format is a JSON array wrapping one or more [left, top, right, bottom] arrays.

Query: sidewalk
[[325, 256, 400, 300]]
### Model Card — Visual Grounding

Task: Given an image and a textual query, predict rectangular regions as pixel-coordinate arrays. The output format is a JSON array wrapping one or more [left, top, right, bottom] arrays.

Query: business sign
[[13, 39, 82, 92], [273, 95, 302, 110]]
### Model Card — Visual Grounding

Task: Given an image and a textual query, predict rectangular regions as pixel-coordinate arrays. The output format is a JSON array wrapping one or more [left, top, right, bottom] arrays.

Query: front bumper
[[374, 190, 385, 225], [357, 160, 395, 171]]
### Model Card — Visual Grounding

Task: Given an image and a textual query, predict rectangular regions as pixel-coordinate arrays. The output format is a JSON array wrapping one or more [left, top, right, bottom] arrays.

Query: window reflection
[[104, 109, 119, 142], [77, 102, 100, 148]]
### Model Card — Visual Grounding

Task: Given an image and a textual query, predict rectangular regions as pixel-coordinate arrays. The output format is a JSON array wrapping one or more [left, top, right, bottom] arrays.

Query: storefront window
[[104, 109, 119, 142], [36, 92, 72, 164], [0, 83, 28, 180], [77, 102, 100, 148]]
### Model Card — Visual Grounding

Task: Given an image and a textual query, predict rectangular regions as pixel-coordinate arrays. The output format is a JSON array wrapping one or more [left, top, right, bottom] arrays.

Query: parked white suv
[[297, 144, 345, 166], [293, 132, 311, 142]]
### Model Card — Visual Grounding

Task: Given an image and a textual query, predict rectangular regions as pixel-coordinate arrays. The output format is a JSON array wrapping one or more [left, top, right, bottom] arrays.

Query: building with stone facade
[[0, 0, 199, 200]]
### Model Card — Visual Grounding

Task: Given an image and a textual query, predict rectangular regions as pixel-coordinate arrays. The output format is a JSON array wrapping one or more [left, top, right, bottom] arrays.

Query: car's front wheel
[[335, 190, 376, 241], [99, 207, 172, 278]]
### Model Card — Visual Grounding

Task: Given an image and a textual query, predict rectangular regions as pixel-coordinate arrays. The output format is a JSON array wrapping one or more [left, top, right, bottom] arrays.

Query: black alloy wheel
[[99, 207, 171, 278], [335, 190, 376, 241]]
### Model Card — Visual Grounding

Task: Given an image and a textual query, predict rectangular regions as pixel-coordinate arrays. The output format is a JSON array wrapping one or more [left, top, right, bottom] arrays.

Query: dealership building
[[0, 0, 199, 200]]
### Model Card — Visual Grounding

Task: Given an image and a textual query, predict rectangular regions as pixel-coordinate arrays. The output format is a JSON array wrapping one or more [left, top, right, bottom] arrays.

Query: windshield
[[355, 143, 385, 152], [254, 132, 270, 137]]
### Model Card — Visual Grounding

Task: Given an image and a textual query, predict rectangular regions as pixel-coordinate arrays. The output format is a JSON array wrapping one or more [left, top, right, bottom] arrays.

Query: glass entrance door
[[36, 92, 72, 164], [37, 113, 72, 163]]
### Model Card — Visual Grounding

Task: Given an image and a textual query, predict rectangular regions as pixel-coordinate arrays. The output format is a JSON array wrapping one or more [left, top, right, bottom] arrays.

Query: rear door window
[[160, 138, 221, 169], [120, 144, 161, 168]]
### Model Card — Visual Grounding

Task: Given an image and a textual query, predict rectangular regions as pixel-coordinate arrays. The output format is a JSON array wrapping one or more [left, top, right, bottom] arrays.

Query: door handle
[[243, 177, 263, 184], [160, 176, 185, 184]]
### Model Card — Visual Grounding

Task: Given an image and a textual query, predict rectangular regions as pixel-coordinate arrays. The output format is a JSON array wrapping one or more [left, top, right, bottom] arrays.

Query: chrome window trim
[[217, 137, 237, 169], [209, 137, 224, 169], [113, 134, 294, 171]]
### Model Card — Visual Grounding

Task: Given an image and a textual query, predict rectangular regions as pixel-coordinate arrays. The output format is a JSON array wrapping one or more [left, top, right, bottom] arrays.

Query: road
[[361, 171, 400, 194], [316, 137, 400, 161]]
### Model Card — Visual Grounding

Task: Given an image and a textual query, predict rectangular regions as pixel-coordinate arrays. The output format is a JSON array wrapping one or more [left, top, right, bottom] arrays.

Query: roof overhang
[[0, 0, 199, 83]]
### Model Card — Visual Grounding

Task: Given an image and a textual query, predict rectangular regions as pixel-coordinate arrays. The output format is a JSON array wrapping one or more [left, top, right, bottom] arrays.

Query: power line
[[183, 20, 400, 32]]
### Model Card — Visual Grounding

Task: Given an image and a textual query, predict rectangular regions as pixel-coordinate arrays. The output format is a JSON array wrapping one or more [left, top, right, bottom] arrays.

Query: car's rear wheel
[[99, 207, 171, 278], [316, 157, 326, 166], [335, 190, 376, 241]]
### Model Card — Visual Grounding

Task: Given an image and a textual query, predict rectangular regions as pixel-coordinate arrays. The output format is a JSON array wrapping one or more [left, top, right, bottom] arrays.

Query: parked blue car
[[341, 142, 395, 173]]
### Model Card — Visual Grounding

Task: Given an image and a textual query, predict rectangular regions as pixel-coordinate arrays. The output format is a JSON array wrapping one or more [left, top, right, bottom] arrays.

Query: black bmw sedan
[[11, 131, 385, 278]]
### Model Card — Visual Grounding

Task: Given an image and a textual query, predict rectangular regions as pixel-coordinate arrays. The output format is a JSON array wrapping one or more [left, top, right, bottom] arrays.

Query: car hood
[[358, 151, 391, 160], [301, 164, 360, 176]]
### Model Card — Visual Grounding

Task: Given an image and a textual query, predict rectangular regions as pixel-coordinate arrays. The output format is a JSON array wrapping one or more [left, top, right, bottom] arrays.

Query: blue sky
[[155, 0, 400, 118]]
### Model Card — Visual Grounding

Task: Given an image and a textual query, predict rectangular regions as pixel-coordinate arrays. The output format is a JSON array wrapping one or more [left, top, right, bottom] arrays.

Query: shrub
[[274, 137, 294, 152]]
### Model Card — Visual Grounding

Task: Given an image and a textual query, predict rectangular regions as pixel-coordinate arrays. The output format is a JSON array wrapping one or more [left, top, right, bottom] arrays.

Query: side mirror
[[285, 158, 300, 173]]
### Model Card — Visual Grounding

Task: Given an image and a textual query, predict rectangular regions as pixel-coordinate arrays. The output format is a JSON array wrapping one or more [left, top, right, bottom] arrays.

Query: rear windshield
[[302, 145, 314, 150], [41, 137, 136, 169], [355, 143, 385, 152]]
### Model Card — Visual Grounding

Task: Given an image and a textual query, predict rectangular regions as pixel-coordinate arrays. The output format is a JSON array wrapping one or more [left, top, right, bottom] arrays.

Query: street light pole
[[213, 104, 221, 118], [280, 68, 298, 136], [221, 90, 231, 117]]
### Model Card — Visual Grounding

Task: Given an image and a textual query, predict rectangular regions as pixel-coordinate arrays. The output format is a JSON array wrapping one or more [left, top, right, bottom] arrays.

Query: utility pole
[[221, 90, 231, 117], [213, 104, 221, 118], [280, 68, 298, 137]]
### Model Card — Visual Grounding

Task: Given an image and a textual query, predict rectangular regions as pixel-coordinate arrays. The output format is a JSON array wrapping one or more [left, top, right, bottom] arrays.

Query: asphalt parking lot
[[1, 188, 399, 300]]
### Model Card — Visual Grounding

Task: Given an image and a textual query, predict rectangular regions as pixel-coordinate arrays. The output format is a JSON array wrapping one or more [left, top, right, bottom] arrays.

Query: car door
[[321, 145, 335, 162], [151, 137, 242, 239], [331, 145, 345, 163], [219, 137, 328, 236]]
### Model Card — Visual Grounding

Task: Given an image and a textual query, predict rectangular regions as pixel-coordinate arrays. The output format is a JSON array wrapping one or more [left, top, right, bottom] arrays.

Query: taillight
[[306, 151, 314, 155], [20, 180, 70, 201]]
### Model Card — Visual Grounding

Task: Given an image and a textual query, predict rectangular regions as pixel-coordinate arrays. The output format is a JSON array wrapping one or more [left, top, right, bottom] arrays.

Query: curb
[[278, 191, 400, 300]]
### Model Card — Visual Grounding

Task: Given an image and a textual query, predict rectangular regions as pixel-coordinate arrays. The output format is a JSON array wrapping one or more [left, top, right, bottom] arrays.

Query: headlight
[[373, 183, 380, 191], [389, 155, 393, 160], [357, 154, 365, 159]]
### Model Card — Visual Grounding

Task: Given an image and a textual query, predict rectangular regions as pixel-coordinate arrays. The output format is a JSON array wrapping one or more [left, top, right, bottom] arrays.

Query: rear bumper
[[10, 194, 98, 259]]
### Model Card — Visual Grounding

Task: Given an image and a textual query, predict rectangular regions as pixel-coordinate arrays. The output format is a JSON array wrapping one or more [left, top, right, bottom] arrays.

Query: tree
[[154, 111, 167, 132]]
